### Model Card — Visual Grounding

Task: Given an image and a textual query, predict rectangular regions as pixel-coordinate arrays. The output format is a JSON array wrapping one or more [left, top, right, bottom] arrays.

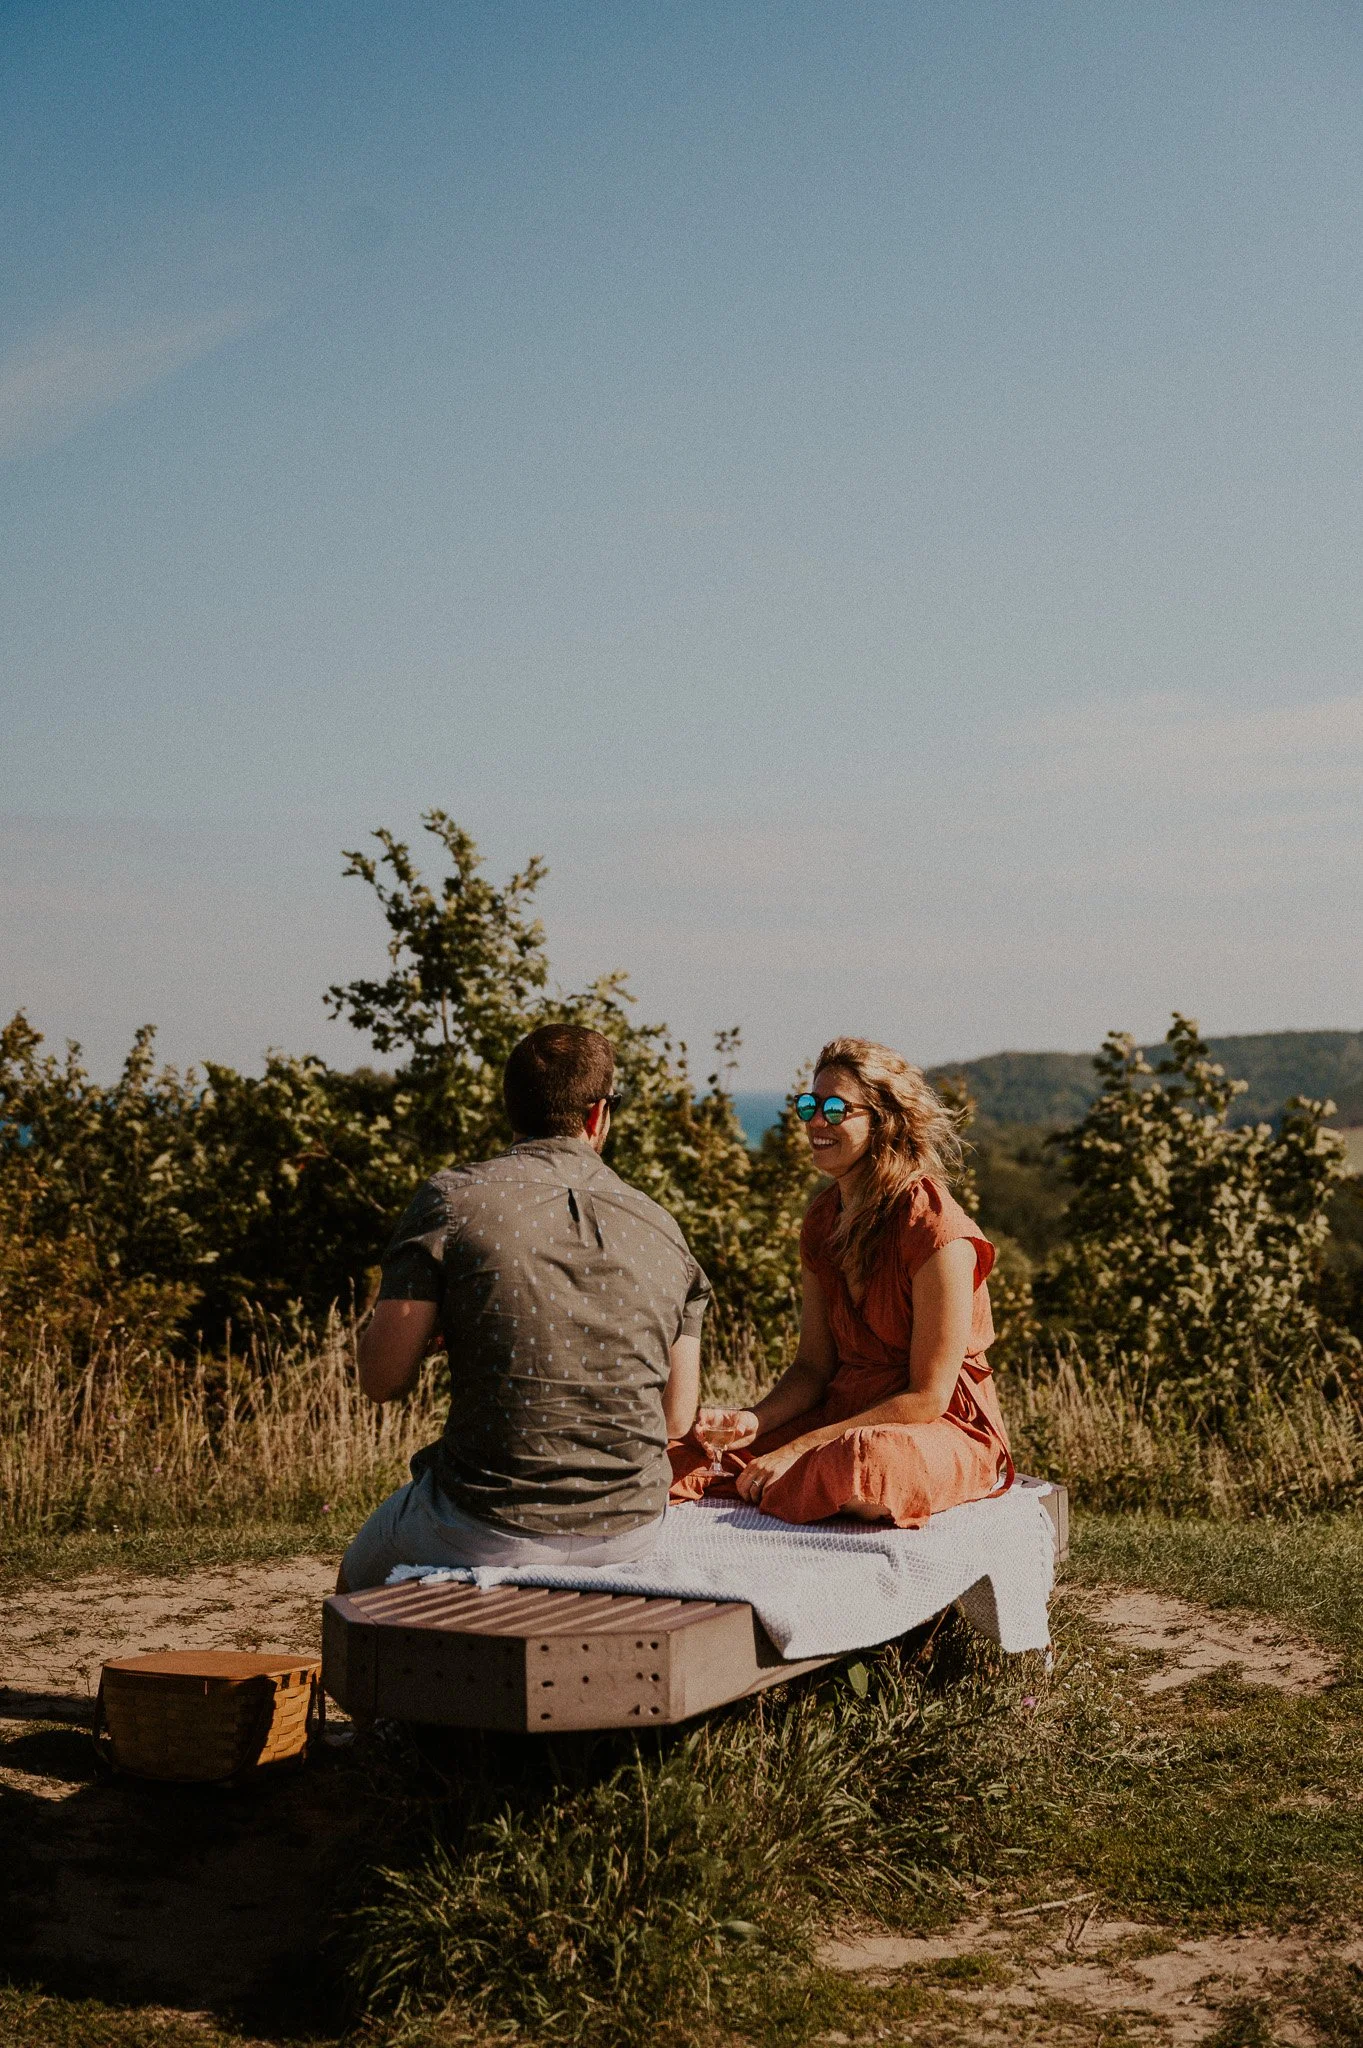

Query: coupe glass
[[695, 1406, 744, 1477]]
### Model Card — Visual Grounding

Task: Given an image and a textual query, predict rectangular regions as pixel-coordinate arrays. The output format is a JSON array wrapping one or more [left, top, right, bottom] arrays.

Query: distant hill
[[734, 1033, 1363, 1144], [923, 1052, 1099, 1129], [927, 1031, 1363, 1130]]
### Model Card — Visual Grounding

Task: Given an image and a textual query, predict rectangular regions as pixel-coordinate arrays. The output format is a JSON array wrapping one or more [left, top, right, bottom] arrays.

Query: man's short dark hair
[[503, 1025, 616, 1138]]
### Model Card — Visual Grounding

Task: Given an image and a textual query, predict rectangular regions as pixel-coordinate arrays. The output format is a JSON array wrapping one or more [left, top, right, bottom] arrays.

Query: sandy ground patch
[[4, 1561, 1335, 1723], [0, 1557, 337, 1720], [814, 1588, 1348, 2039], [819, 1916, 1335, 2043], [1074, 1586, 1337, 1695]]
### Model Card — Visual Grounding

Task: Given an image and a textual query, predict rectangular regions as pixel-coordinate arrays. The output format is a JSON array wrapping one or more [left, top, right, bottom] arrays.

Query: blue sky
[[3, 1, 1360, 1085]]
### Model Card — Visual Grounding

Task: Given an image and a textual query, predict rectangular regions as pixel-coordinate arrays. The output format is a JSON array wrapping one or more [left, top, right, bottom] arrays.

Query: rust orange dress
[[669, 1176, 1013, 1527]]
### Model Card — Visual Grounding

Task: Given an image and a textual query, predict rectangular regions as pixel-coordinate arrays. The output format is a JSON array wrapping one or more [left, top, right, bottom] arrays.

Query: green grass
[[1298, 1953, 1363, 2043], [0, 1517, 343, 1590], [332, 1514, 1363, 2041], [339, 1632, 1009, 2045], [1060, 1679, 1363, 1924], [0, 1988, 279, 2046]]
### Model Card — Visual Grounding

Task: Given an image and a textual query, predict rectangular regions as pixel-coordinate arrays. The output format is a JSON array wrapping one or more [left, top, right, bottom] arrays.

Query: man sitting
[[339, 1024, 710, 1591]]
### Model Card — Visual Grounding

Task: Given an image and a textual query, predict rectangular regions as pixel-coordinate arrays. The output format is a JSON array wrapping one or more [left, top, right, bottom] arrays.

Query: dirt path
[[819, 1582, 1352, 2042], [823, 1582, 1352, 2041], [0, 1555, 337, 1721], [3, 1555, 1335, 1729], [820, 1915, 1362, 2043], [1074, 1586, 1338, 1696]]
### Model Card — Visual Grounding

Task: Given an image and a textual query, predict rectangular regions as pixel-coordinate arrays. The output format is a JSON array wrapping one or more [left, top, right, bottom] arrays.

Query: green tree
[[0, 1015, 420, 1351], [186, 1056, 416, 1332], [323, 813, 815, 1373], [931, 1075, 1038, 1369], [1036, 1014, 1356, 1408], [325, 810, 549, 1166], [0, 813, 818, 1375]]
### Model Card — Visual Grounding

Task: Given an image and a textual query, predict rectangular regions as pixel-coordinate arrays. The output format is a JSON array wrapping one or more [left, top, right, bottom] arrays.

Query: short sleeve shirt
[[378, 1136, 712, 1537]]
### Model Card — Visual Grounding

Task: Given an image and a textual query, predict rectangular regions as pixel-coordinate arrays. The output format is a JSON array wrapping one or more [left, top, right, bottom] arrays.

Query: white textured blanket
[[388, 1481, 1057, 1660]]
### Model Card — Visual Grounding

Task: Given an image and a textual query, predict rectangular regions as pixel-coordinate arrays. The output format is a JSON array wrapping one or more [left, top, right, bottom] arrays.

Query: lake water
[[732, 1091, 786, 1147]]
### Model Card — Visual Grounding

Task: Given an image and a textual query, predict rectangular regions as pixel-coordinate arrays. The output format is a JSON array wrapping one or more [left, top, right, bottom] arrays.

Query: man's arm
[[357, 1298, 440, 1403], [662, 1333, 701, 1439]]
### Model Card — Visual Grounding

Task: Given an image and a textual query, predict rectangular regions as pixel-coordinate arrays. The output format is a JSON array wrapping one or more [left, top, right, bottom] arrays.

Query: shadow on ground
[[0, 1704, 376, 2038]]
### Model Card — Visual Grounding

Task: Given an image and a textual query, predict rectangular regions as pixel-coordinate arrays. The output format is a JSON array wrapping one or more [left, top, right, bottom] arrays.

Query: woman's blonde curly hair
[[813, 1036, 965, 1293]]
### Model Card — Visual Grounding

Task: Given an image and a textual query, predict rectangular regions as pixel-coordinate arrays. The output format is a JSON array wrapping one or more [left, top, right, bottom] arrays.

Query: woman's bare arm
[[735, 1269, 840, 1436], [782, 1238, 976, 1444]]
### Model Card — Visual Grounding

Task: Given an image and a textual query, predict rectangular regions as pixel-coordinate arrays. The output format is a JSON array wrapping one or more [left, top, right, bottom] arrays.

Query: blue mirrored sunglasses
[[794, 1092, 869, 1126]]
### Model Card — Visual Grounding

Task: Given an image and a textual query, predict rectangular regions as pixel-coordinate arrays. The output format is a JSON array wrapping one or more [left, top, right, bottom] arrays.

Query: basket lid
[[101, 1650, 320, 1685]]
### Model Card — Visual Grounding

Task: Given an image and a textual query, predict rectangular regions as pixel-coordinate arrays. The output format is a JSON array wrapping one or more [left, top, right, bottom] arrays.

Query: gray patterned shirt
[[378, 1136, 712, 1537]]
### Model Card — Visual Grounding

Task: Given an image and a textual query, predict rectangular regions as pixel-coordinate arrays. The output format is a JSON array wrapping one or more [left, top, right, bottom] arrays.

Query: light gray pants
[[340, 1468, 665, 1590]]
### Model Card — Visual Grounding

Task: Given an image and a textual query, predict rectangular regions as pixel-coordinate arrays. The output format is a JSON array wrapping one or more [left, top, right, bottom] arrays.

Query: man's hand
[[735, 1438, 808, 1506], [358, 1298, 440, 1403]]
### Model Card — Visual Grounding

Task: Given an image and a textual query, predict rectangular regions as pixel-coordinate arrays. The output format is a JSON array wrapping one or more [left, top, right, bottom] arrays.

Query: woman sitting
[[670, 1037, 1012, 1526]]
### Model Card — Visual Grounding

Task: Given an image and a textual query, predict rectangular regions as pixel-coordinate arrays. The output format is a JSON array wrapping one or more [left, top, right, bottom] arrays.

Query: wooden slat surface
[[343, 1582, 724, 1634]]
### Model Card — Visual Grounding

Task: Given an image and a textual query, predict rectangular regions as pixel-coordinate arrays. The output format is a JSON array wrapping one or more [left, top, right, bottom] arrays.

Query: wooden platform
[[324, 1581, 833, 1731], [322, 1481, 1068, 1733]]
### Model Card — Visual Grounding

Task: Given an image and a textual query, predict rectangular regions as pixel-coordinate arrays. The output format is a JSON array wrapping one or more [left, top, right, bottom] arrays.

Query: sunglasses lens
[[824, 1097, 847, 1124], [794, 1093, 817, 1122]]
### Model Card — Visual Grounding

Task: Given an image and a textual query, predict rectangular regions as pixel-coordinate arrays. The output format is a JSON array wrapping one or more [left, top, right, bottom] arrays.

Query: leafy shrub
[[1035, 1015, 1357, 1410], [7, 820, 1356, 1449], [0, 1016, 204, 1357]]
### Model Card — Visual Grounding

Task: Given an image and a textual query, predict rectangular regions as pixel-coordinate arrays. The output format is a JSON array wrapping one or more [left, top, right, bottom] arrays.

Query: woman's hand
[[735, 1438, 808, 1506], [689, 1407, 760, 1458], [725, 1408, 761, 1450]]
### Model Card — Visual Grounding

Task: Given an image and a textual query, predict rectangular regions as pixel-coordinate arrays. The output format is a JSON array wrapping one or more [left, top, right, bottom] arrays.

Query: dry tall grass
[[1008, 1346, 1363, 1517], [5, 1310, 1363, 1537], [0, 1314, 444, 1535]]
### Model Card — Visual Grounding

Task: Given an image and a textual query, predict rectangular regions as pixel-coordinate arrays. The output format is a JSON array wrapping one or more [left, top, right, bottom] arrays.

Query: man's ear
[[583, 1099, 610, 1144]]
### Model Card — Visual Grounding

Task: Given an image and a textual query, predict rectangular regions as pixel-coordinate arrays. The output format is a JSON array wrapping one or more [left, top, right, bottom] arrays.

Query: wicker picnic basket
[[94, 1650, 322, 1783]]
